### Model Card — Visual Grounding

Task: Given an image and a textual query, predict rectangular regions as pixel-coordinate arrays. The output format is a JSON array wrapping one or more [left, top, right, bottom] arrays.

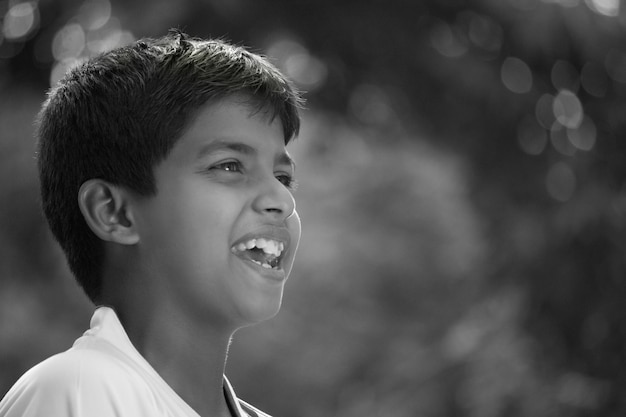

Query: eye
[[275, 173, 298, 190], [213, 161, 242, 172]]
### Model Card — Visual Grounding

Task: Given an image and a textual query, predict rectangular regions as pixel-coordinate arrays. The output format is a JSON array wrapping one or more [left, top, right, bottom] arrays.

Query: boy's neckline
[[86, 306, 248, 417]]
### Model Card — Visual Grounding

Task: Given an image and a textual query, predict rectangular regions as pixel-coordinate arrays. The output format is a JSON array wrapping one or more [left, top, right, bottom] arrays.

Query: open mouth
[[231, 238, 285, 270]]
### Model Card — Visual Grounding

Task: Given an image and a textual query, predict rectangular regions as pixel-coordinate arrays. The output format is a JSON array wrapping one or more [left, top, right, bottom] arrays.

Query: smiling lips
[[231, 238, 286, 269]]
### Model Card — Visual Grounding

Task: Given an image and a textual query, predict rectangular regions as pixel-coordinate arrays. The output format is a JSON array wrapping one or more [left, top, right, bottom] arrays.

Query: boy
[[0, 30, 303, 417]]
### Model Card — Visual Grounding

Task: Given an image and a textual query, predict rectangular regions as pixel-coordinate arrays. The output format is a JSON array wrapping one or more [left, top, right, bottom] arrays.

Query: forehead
[[188, 95, 277, 132], [169, 96, 292, 164]]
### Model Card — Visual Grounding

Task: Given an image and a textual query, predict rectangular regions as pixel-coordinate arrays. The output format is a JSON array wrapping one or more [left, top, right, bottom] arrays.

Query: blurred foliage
[[1, 0, 626, 416]]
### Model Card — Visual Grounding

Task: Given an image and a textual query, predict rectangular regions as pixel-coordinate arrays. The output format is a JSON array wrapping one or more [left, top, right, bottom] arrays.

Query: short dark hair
[[36, 30, 303, 303]]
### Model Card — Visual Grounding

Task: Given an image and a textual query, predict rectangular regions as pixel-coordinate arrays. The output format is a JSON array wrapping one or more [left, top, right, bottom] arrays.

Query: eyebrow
[[197, 140, 296, 169]]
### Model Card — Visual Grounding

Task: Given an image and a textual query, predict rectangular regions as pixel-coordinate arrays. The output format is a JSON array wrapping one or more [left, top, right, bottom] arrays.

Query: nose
[[252, 176, 296, 220]]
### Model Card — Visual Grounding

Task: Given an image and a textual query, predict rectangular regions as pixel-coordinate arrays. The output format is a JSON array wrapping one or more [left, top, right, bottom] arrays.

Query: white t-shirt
[[0, 307, 270, 417]]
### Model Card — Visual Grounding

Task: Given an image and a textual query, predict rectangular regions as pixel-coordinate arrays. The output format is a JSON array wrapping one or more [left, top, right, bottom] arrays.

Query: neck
[[101, 267, 237, 417], [119, 303, 235, 417]]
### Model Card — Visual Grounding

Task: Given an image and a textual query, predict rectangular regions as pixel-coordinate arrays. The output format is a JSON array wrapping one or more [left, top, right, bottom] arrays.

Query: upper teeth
[[233, 238, 284, 257]]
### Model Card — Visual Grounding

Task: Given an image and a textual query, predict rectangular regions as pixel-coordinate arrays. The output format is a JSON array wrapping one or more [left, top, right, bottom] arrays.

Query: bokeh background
[[1, 0, 626, 415]]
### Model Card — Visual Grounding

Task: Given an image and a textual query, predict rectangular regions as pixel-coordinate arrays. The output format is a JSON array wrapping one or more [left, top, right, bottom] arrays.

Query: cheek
[[177, 192, 250, 261], [137, 192, 223, 257]]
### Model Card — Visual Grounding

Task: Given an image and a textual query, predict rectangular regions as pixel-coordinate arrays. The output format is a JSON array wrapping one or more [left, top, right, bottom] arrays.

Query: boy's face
[[131, 96, 301, 328]]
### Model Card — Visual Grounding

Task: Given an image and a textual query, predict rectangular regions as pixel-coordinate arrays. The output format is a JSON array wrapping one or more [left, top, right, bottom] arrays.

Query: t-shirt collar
[[86, 306, 249, 417]]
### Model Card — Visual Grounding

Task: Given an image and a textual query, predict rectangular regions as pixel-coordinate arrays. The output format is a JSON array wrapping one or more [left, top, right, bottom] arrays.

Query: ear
[[78, 179, 140, 245]]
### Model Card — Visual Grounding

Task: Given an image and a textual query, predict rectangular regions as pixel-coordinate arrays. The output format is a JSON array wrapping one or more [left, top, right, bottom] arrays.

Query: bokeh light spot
[[284, 53, 328, 90], [78, 0, 112, 31], [551, 60, 579, 92], [557, 373, 610, 409], [550, 122, 577, 156], [267, 37, 327, 91], [2, 2, 39, 40], [567, 115, 597, 151], [604, 49, 626, 83], [581, 61, 608, 97], [349, 84, 394, 126], [85, 18, 134, 55], [430, 20, 467, 58], [585, 0, 620, 16], [466, 12, 503, 52], [517, 115, 548, 155], [542, 0, 580, 7], [546, 162, 576, 202], [50, 58, 86, 87], [52, 24, 86, 61], [553, 90, 583, 128], [501, 57, 533, 94], [535, 93, 556, 128]]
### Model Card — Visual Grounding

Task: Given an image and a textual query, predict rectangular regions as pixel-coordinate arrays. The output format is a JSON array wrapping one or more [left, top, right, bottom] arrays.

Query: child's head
[[37, 30, 302, 304]]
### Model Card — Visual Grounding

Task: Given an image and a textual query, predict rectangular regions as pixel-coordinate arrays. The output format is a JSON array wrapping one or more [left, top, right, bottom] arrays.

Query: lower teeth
[[253, 260, 273, 269]]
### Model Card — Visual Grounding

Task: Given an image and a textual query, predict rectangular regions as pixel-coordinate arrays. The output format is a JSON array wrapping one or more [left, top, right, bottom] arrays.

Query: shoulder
[[0, 348, 156, 417], [238, 399, 273, 417], [12, 346, 143, 392]]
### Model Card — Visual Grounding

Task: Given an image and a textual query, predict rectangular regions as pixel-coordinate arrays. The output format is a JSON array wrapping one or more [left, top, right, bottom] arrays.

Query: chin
[[236, 297, 283, 328]]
